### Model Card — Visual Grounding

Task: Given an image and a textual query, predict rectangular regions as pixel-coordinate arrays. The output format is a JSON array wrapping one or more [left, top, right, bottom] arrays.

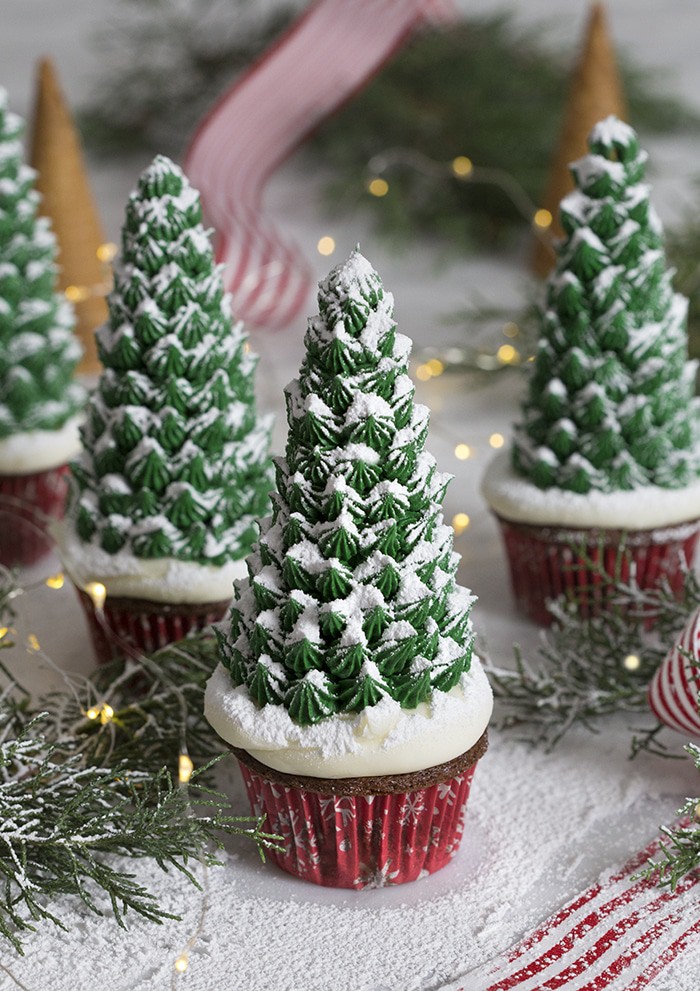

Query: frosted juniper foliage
[[219, 250, 475, 726], [514, 116, 700, 494], [70, 155, 273, 564], [0, 89, 83, 439]]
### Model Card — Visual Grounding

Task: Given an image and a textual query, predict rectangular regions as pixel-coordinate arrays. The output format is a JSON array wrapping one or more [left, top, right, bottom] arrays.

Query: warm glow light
[[174, 955, 189, 974], [367, 177, 389, 197], [451, 156, 473, 177], [452, 513, 471, 534], [86, 702, 114, 724], [317, 236, 336, 256], [179, 753, 194, 784], [489, 433, 505, 449], [503, 322, 520, 338], [27, 634, 40, 652], [65, 285, 90, 303], [454, 443, 472, 461], [623, 654, 641, 671], [496, 344, 519, 365], [96, 242, 118, 263], [86, 581, 107, 609], [45, 573, 65, 590], [527, 355, 535, 363], [533, 208, 553, 229], [415, 364, 432, 381], [426, 358, 444, 376]]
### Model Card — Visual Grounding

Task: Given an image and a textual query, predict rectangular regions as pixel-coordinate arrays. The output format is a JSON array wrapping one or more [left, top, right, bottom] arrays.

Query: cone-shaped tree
[[0, 89, 82, 442], [70, 155, 273, 563], [218, 249, 476, 725], [29, 58, 110, 376], [514, 117, 700, 494]]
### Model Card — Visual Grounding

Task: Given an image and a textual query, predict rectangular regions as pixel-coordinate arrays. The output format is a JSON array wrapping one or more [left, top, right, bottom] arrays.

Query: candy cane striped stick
[[648, 606, 700, 738], [185, 0, 455, 330], [440, 825, 700, 991]]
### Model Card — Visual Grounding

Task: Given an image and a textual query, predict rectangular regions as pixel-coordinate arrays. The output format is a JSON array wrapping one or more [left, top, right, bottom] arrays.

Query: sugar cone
[[531, 3, 627, 277], [29, 57, 110, 375], [648, 606, 700, 739]]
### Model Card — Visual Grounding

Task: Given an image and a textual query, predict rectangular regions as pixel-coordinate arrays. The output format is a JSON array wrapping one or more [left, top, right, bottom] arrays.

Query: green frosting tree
[[71, 155, 273, 564], [219, 250, 475, 725], [513, 116, 700, 494], [0, 89, 82, 440]]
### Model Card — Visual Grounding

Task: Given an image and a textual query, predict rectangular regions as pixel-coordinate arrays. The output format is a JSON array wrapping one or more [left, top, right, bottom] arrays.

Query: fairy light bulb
[[451, 156, 473, 177], [533, 208, 553, 229], [452, 513, 470, 535], [489, 433, 505, 449], [426, 358, 444, 377], [623, 654, 641, 672], [179, 754, 194, 784], [367, 177, 389, 197], [174, 954, 189, 973], [496, 344, 519, 365], [317, 235, 336, 256], [86, 702, 114, 724], [415, 364, 432, 382], [85, 581, 107, 609], [27, 634, 41, 652], [96, 242, 118, 263], [454, 444, 472, 461], [45, 573, 65, 590]]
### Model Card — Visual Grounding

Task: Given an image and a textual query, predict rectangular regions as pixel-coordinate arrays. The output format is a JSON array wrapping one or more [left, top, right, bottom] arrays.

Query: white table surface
[[2, 2, 700, 988]]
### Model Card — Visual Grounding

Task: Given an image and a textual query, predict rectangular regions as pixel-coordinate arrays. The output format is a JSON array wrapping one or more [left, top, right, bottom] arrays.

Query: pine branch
[[0, 719, 280, 953], [635, 744, 700, 889], [0, 572, 282, 954], [487, 562, 700, 751]]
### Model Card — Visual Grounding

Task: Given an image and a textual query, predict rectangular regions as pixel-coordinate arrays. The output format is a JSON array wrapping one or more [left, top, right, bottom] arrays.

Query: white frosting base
[[482, 450, 700, 530], [0, 415, 82, 475], [204, 657, 493, 778], [54, 519, 247, 603]]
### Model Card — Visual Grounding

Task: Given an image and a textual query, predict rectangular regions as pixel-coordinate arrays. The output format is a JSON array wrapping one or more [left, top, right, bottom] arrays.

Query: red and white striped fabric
[[441, 825, 700, 991], [185, 0, 455, 330], [648, 606, 700, 738]]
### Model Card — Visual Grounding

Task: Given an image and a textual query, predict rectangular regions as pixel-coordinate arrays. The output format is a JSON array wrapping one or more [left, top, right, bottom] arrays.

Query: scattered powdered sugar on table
[[4, 723, 700, 991]]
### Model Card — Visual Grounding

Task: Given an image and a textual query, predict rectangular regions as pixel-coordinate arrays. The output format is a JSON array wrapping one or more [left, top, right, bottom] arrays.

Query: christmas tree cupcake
[[482, 118, 700, 624], [205, 250, 492, 889], [0, 90, 84, 567], [57, 156, 273, 661]]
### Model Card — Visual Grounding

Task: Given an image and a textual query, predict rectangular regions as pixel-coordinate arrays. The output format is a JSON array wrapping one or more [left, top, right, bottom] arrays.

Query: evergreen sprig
[[487, 554, 700, 751], [0, 574, 281, 954], [635, 744, 700, 890]]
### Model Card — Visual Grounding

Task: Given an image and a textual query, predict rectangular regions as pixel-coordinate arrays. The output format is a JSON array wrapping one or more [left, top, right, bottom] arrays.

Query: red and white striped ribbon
[[440, 825, 700, 991], [648, 606, 700, 738], [185, 0, 455, 330]]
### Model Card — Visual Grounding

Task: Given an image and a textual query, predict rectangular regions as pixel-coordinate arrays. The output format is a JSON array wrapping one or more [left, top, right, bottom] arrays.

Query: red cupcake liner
[[75, 586, 230, 664], [495, 515, 700, 626], [0, 466, 69, 568], [238, 758, 479, 889]]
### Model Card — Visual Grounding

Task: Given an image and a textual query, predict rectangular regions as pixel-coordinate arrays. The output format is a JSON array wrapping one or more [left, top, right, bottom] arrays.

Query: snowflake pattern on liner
[[218, 249, 476, 724], [513, 116, 700, 494], [69, 155, 273, 565], [242, 770, 472, 888], [0, 89, 83, 438]]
